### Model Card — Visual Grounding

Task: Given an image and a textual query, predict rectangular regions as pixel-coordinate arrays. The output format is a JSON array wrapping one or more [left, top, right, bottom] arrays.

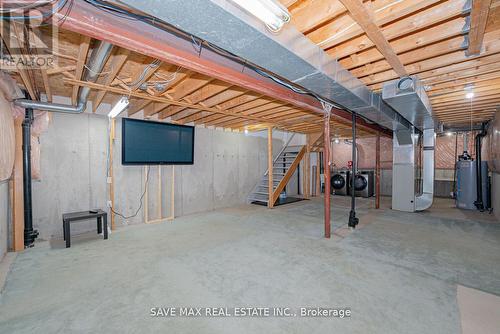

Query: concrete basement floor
[[1, 197, 499, 333]]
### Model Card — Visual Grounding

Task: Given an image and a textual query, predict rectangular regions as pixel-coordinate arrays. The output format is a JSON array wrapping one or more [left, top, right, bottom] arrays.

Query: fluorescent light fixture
[[465, 92, 474, 99], [227, 0, 291, 32], [108, 96, 129, 118]]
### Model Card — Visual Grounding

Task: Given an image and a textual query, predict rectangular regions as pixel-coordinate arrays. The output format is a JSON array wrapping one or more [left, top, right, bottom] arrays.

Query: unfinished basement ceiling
[[281, 0, 500, 126], [3, 24, 374, 137]]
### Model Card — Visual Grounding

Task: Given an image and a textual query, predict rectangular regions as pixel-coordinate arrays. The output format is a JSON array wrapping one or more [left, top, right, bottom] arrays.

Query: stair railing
[[248, 132, 296, 202]]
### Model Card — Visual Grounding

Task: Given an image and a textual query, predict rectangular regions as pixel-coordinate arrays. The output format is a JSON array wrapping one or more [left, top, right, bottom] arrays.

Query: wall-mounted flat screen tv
[[122, 118, 195, 165]]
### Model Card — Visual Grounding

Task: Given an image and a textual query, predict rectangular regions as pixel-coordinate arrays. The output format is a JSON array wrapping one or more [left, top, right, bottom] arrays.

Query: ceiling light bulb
[[465, 92, 474, 99], [227, 0, 291, 32], [244, 128, 249, 134], [334, 138, 340, 144], [446, 132, 453, 136], [108, 96, 130, 118]]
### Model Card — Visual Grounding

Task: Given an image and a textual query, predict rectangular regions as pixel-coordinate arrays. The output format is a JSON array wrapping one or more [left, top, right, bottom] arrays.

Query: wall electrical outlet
[[107, 200, 112, 208], [107, 177, 112, 184]]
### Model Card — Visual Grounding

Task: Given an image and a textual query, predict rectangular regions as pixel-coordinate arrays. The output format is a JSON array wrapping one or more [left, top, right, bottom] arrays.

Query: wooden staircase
[[248, 145, 306, 206]]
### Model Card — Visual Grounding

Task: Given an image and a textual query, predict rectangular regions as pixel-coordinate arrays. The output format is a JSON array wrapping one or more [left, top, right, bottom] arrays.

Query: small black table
[[62, 210, 108, 248]]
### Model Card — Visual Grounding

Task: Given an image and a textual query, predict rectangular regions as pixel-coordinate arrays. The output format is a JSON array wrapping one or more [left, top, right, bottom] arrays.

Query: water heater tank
[[456, 160, 489, 210], [456, 160, 476, 210]]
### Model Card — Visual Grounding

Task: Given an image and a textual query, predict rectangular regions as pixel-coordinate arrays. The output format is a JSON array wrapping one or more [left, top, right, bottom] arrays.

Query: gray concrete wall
[[32, 113, 279, 240], [0, 181, 9, 260], [492, 172, 500, 222]]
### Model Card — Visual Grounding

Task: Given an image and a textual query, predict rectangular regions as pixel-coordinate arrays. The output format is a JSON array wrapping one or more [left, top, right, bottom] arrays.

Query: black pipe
[[22, 107, 39, 247], [348, 112, 359, 228], [474, 123, 487, 212]]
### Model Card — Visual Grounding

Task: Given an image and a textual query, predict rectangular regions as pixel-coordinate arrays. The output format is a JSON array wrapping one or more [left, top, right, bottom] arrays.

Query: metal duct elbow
[[415, 128, 435, 211], [14, 41, 113, 113]]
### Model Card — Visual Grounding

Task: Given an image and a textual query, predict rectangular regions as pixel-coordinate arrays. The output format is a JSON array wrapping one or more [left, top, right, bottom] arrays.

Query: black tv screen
[[122, 118, 195, 165]]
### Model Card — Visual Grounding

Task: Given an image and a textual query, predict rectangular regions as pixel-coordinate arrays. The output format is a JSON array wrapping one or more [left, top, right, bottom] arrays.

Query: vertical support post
[[322, 104, 331, 238], [109, 118, 115, 230], [304, 148, 310, 199], [316, 152, 321, 197], [267, 126, 274, 208], [375, 132, 381, 209], [12, 117, 24, 251]]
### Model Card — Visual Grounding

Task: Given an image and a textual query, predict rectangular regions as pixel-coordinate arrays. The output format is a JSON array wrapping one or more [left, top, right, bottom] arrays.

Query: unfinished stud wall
[[32, 111, 280, 240]]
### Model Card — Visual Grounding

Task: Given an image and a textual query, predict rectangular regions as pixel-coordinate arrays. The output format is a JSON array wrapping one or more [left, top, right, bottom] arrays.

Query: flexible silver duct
[[415, 129, 435, 211], [14, 41, 113, 113]]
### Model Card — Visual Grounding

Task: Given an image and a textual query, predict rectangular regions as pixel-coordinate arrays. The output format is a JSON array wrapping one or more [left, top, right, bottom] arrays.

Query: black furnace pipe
[[348, 112, 359, 228], [22, 107, 39, 247], [474, 123, 487, 211]]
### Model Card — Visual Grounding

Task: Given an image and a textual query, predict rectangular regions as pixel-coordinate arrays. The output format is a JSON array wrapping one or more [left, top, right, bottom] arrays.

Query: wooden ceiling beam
[[338, 0, 407, 76], [431, 91, 500, 104], [65, 79, 295, 127], [432, 97, 500, 108], [427, 73, 500, 92], [468, 0, 492, 55], [363, 32, 500, 86], [316, 0, 462, 52], [157, 79, 229, 118], [40, 69, 51, 102], [340, 18, 468, 70], [72, 35, 91, 105], [177, 88, 248, 124], [93, 48, 130, 112], [288, 0, 347, 33], [429, 83, 500, 99], [351, 34, 469, 78], [1, 21, 38, 99]]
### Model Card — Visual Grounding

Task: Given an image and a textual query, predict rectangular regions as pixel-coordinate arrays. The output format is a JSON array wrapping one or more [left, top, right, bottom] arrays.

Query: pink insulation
[[0, 72, 48, 180]]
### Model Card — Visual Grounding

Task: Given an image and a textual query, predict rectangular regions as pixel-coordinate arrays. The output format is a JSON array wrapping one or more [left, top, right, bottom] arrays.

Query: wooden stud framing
[[144, 165, 175, 224], [109, 118, 116, 230], [72, 35, 91, 105], [11, 117, 24, 251], [93, 48, 130, 112]]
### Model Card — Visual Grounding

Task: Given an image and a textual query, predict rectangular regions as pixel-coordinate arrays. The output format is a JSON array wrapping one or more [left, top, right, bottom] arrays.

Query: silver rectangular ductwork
[[117, 0, 411, 131], [383, 76, 435, 212], [382, 76, 434, 131]]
